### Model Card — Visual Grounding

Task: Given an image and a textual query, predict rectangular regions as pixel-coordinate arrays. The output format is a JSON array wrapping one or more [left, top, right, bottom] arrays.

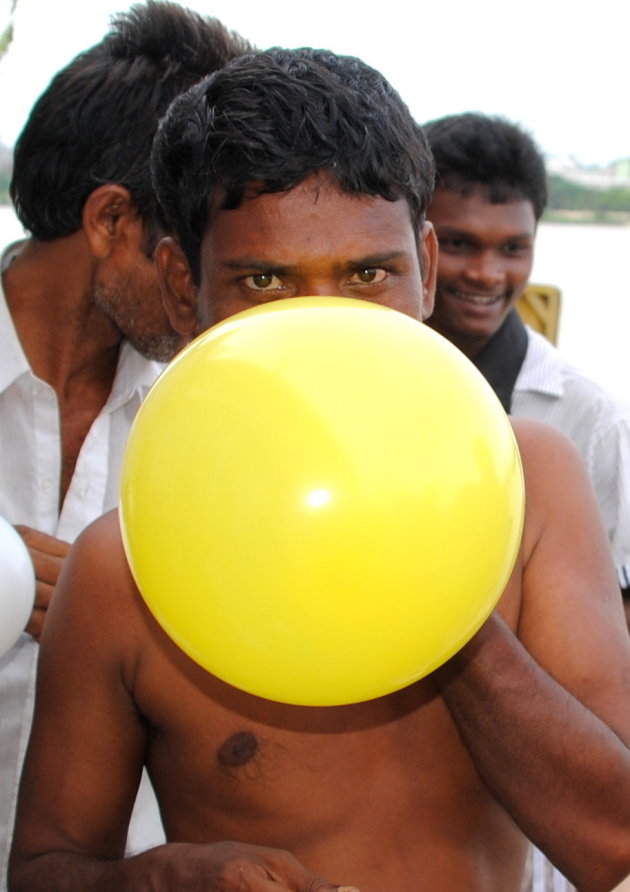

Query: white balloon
[[0, 516, 36, 657]]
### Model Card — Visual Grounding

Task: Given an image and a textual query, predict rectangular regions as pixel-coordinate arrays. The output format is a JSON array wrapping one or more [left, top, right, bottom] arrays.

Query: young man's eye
[[245, 273, 284, 291], [437, 236, 469, 252], [503, 242, 531, 256], [349, 267, 387, 285]]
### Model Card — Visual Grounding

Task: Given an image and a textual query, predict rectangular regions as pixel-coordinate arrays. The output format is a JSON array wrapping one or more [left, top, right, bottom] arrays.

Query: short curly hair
[[10, 0, 252, 241], [151, 47, 435, 283], [423, 112, 547, 219]]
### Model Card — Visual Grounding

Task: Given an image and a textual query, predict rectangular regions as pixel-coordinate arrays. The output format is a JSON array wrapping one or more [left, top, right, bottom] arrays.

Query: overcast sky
[[0, 0, 627, 166]]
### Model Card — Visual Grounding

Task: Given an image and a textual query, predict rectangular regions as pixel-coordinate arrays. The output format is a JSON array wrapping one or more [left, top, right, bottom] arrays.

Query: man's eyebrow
[[219, 251, 410, 273], [220, 258, 292, 273], [435, 224, 532, 242], [433, 224, 474, 237], [345, 251, 409, 268]]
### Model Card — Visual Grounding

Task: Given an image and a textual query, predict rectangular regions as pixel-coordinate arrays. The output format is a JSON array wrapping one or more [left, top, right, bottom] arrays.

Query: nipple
[[217, 730, 259, 767]]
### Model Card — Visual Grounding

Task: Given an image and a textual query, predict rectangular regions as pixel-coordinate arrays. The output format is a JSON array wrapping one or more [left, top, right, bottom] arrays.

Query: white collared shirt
[[0, 261, 165, 887]]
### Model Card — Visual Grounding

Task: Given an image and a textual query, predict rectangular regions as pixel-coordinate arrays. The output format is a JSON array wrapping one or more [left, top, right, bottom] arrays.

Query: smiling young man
[[8, 51, 630, 892], [423, 113, 546, 385], [425, 113, 630, 636], [424, 186, 537, 364]]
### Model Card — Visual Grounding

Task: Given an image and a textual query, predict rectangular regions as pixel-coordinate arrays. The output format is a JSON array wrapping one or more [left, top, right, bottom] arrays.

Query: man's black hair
[[423, 112, 547, 220], [151, 47, 435, 283], [10, 0, 252, 242]]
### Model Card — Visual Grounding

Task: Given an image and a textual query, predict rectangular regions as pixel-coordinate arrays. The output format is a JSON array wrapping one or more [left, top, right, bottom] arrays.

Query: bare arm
[[436, 420, 630, 892], [10, 841, 357, 892], [8, 512, 356, 892]]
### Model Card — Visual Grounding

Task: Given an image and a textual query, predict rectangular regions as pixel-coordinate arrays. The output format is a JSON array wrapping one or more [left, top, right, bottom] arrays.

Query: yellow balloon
[[120, 296, 524, 706]]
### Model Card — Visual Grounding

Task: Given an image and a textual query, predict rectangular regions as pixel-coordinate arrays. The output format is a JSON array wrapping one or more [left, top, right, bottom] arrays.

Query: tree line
[[545, 173, 630, 220]]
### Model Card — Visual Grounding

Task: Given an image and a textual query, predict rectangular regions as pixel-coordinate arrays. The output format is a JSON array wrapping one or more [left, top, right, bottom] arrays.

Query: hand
[[141, 840, 361, 891], [13, 525, 71, 641]]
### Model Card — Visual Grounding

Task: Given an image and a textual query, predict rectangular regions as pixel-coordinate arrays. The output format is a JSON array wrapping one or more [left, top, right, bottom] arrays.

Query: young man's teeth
[[456, 292, 499, 305]]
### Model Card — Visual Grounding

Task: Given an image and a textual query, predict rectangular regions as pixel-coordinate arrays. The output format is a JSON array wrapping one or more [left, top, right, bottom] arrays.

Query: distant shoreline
[[543, 209, 630, 226]]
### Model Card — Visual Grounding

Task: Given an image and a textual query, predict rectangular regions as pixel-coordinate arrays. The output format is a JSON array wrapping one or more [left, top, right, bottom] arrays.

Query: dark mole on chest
[[217, 730, 260, 767]]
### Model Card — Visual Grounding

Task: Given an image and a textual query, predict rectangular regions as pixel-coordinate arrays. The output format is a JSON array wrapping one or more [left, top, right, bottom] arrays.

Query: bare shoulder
[[508, 419, 630, 730], [43, 508, 140, 663], [509, 416, 594, 517], [508, 415, 613, 561], [58, 508, 131, 592], [510, 415, 583, 465], [72, 506, 126, 559]]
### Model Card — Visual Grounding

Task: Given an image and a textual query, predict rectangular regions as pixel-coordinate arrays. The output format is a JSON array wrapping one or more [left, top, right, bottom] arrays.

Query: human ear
[[82, 185, 140, 259], [418, 221, 437, 321], [155, 236, 199, 339]]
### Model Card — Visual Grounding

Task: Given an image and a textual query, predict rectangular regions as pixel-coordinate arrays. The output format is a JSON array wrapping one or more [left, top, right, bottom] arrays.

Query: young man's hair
[[423, 112, 548, 220], [10, 0, 252, 243], [151, 47, 435, 283]]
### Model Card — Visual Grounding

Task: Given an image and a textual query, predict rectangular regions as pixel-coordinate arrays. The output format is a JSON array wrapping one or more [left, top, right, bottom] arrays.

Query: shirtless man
[[8, 49, 630, 892]]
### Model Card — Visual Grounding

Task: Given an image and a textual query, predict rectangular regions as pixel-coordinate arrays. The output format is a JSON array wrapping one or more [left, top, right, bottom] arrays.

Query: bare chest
[[130, 588, 529, 890], [136, 638, 486, 837], [133, 564, 524, 829]]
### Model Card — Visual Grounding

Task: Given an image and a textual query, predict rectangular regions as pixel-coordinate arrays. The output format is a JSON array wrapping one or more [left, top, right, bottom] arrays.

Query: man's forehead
[[203, 187, 417, 271], [432, 184, 536, 217], [430, 185, 537, 233]]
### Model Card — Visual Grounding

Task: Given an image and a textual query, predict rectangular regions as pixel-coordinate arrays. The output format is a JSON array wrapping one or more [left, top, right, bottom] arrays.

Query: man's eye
[[245, 273, 283, 291], [350, 268, 387, 285], [503, 243, 530, 256], [438, 237, 468, 251]]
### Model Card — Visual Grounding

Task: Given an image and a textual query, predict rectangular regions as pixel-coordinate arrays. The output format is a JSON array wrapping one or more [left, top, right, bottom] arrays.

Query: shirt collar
[[103, 341, 164, 412], [516, 328, 566, 397], [0, 245, 163, 404], [0, 264, 31, 393]]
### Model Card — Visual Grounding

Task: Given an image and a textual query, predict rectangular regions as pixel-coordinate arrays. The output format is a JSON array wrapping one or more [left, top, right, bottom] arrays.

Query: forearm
[[435, 613, 630, 891], [9, 840, 352, 892], [9, 846, 162, 892]]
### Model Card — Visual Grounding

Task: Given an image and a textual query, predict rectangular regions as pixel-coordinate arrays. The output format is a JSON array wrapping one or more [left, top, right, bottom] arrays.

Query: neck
[[425, 317, 489, 361], [3, 235, 121, 392]]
